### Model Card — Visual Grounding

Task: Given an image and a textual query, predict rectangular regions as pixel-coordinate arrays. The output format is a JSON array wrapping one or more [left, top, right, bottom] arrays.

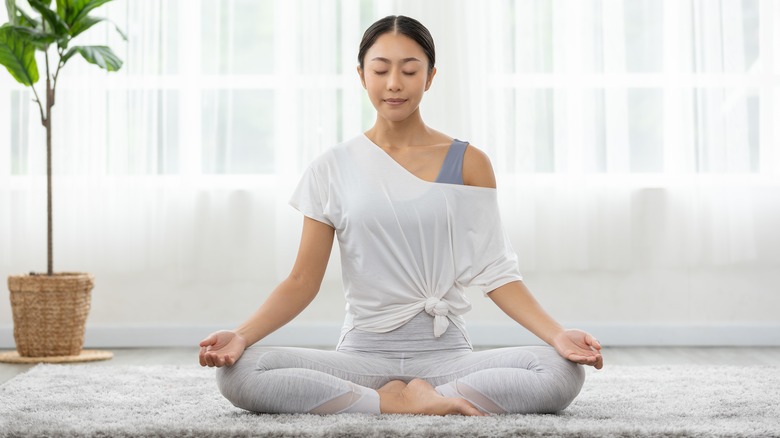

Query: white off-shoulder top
[[289, 134, 523, 347]]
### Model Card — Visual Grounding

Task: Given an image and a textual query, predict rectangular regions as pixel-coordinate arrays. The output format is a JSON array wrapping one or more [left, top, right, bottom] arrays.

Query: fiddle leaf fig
[[64, 44, 121, 71], [0, 25, 38, 85], [0, 0, 124, 275], [29, 0, 68, 36]]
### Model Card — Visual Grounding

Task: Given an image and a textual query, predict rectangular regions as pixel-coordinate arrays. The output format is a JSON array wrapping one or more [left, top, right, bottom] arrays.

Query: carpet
[[1, 364, 778, 437]]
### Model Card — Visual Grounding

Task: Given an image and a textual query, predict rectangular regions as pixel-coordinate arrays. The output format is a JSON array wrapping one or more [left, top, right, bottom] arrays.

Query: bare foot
[[378, 380, 408, 395], [379, 378, 486, 416]]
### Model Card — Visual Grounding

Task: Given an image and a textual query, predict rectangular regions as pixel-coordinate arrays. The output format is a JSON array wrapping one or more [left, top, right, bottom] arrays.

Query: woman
[[199, 15, 603, 416]]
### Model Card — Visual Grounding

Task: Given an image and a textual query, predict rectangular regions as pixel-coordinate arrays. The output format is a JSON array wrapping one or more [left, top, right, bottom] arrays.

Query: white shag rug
[[1, 364, 779, 437]]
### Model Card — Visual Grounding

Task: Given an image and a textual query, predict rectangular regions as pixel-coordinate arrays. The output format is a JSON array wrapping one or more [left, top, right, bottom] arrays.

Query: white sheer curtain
[[1, 0, 778, 332], [434, 0, 775, 274]]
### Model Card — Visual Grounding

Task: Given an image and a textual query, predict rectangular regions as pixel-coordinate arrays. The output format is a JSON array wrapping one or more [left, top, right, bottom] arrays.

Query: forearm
[[487, 280, 564, 346], [233, 276, 319, 346]]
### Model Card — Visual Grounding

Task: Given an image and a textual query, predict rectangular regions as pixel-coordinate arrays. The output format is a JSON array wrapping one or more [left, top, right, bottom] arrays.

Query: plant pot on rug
[[8, 273, 95, 357], [0, 1, 125, 363]]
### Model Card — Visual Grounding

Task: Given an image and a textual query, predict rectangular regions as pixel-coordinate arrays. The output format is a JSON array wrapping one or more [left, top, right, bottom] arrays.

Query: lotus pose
[[199, 15, 603, 416]]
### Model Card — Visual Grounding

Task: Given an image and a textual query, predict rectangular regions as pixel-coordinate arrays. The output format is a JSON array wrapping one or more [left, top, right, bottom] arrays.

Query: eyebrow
[[370, 57, 422, 64]]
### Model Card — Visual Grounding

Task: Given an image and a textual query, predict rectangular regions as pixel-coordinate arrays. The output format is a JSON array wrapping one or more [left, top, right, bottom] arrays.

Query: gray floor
[[2, 347, 779, 386]]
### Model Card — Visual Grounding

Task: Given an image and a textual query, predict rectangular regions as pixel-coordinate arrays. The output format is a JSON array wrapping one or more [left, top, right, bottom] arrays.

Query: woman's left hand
[[551, 329, 604, 369]]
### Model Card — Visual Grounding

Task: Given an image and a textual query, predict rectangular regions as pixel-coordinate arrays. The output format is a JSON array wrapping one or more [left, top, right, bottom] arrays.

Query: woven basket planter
[[8, 273, 94, 357]]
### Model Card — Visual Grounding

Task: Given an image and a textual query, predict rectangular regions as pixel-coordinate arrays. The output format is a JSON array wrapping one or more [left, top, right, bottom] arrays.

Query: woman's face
[[358, 32, 436, 123]]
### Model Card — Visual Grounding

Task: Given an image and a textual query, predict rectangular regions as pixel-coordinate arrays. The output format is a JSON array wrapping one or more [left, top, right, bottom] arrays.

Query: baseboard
[[1, 323, 779, 349]]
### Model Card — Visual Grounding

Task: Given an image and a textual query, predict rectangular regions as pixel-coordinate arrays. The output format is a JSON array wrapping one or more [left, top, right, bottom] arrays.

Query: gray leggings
[[216, 312, 585, 414]]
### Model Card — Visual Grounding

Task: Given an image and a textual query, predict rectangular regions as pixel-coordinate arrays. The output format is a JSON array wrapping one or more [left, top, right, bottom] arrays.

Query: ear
[[357, 65, 367, 89], [424, 67, 437, 91]]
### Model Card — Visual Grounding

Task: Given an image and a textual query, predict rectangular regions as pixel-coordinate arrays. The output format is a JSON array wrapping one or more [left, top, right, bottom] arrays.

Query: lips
[[384, 98, 407, 105]]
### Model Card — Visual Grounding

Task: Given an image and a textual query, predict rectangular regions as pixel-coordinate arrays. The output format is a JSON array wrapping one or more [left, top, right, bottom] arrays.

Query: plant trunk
[[46, 76, 53, 276]]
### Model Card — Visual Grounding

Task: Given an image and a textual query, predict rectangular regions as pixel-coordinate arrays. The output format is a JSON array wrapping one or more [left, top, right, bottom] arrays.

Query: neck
[[365, 108, 430, 149]]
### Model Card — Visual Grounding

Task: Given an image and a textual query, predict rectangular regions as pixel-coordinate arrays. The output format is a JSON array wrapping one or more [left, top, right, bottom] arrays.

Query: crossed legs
[[216, 344, 584, 415]]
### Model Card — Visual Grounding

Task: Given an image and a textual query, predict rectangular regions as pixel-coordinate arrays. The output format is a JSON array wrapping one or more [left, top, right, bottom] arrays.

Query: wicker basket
[[8, 273, 94, 357]]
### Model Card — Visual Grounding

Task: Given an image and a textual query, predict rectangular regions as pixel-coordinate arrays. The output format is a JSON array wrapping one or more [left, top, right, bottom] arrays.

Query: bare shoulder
[[462, 144, 497, 189]]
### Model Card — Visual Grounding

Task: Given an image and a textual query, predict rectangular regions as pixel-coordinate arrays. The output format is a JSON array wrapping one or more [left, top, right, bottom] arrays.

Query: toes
[[457, 400, 485, 416]]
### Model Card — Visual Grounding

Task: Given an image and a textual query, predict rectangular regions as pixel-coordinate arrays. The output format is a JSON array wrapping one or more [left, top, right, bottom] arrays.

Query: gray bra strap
[[435, 139, 468, 185]]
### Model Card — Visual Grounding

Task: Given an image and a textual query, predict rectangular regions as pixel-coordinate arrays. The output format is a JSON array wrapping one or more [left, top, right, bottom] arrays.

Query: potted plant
[[0, 0, 124, 359]]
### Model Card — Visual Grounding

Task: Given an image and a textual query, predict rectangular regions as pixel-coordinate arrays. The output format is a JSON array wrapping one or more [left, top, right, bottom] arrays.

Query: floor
[[1, 347, 779, 385]]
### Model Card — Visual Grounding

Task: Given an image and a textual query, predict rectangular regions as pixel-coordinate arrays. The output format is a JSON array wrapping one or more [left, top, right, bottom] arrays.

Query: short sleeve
[[459, 228, 523, 294], [289, 165, 335, 228], [453, 193, 523, 295]]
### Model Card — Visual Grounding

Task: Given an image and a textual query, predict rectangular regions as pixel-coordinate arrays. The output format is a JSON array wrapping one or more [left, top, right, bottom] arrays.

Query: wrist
[[546, 326, 566, 347], [233, 328, 252, 347]]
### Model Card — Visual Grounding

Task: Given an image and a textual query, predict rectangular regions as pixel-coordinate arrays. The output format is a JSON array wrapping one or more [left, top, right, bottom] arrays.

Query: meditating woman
[[199, 15, 603, 416]]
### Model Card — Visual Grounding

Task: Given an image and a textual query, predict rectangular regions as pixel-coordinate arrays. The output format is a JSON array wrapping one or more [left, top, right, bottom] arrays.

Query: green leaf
[[112, 20, 126, 41], [3, 1, 38, 28], [7, 25, 58, 49], [5, 0, 17, 25], [64, 45, 122, 71], [0, 25, 39, 85], [17, 7, 42, 28], [55, 0, 68, 21], [68, 15, 126, 41], [28, 0, 69, 36], [62, 0, 114, 27], [68, 14, 100, 37]]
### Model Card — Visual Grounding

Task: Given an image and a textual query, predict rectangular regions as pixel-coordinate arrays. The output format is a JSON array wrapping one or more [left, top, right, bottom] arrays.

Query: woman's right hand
[[198, 330, 248, 367]]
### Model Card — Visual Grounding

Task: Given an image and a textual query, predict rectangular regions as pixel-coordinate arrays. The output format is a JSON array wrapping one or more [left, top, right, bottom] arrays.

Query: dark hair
[[358, 15, 435, 74]]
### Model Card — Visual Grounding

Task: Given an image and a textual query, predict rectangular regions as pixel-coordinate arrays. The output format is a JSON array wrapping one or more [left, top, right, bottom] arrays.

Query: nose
[[386, 69, 402, 92]]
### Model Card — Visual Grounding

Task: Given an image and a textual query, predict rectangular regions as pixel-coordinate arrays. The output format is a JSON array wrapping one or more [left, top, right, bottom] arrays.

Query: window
[[1, 0, 772, 177]]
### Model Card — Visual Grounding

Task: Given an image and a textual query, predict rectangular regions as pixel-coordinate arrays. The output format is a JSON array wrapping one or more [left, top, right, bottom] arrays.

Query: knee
[[215, 353, 277, 412], [541, 352, 586, 412], [215, 350, 299, 413], [501, 347, 585, 414], [215, 359, 254, 411]]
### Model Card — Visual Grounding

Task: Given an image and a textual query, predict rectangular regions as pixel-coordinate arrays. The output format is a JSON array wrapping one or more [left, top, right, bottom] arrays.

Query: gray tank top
[[435, 139, 468, 185]]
